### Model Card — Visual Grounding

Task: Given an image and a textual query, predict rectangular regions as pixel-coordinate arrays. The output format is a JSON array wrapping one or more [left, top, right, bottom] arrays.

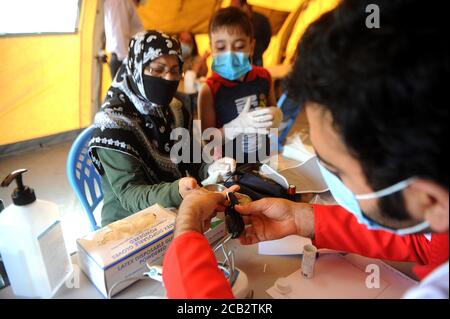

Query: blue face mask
[[212, 51, 252, 81], [181, 43, 193, 58], [317, 161, 429, 236]]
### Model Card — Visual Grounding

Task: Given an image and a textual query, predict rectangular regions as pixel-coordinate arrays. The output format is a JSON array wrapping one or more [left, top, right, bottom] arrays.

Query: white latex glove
[[267, 106, 283, 129], [250, 106, 283, 130], [223, 97, 273, 140], [202, 157, 237, 185]]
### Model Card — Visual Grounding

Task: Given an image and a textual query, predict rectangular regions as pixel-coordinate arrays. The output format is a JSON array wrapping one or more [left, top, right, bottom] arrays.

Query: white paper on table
[[258, 235, 312, 255], [260, 156, 329, 194], [343, 254, 419, 298], [281, 134, 315, 163], [266, 253, 418, 299]]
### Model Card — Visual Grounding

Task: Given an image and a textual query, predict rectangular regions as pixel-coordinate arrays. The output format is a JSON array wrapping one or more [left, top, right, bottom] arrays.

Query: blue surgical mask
[[181, 43, 193, 58], [317, 161, 429, 236], [212, 51, 252, 81]]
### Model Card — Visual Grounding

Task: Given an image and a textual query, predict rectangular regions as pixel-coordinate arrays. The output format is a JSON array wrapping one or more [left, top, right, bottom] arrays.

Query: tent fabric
[[0, 0, 101, 146], [137, 0, 222, 34], [284, 0, 340, 65], [0, 34, 81, 145], [2, 0, 339, 146]]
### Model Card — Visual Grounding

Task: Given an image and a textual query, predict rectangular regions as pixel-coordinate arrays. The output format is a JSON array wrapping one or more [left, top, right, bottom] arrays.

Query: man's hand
[[175, 185, 240, 237], [178, 177, 199, 199], [235, 198, 315, 245]]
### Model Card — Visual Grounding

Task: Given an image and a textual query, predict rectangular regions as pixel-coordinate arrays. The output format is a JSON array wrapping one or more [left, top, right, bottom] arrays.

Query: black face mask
[[142, 74, 179, 106]]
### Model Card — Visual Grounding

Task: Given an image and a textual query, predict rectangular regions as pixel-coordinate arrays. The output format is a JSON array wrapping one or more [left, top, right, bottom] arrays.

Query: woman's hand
[[235, 198, 315, 245], [175, 185, 240, 237], [178, 177, 199, 198]]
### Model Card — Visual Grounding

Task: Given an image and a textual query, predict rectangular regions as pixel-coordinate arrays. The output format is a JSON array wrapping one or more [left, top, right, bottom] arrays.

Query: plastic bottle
[[288, 184, 296, 201], [0, 169, 72, 298]]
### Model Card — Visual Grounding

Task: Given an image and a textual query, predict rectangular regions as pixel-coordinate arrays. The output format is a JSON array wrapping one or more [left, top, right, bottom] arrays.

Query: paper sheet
[[281, 134, 315, 163], [278, 156, 329, 193], [266, 253, 418, 299], [260, 156, 329, 194], [258, 235, 312, 255]]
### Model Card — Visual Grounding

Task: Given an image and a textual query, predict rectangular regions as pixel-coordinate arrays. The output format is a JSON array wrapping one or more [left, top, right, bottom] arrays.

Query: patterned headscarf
[[88, 30, 190, 182], [111, 30, 184, 116]]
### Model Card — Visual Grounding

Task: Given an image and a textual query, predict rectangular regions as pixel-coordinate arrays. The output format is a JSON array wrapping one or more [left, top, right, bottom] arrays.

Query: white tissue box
[[76, 204, 176, 298], [204, 217, 226, 245]]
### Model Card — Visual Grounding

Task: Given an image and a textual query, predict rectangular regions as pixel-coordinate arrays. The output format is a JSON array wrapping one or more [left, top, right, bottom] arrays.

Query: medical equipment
[[213, 233, 252, 298], [225, 192, 245, 239], [301, 244, 317, 278], [146, 265, 163, 282]]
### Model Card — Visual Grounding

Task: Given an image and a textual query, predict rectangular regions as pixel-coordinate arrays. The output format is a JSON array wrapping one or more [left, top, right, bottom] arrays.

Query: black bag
[[224, 163, 288, 200]]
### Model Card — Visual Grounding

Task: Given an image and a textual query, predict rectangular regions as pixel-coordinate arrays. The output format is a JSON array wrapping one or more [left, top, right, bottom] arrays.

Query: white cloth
[[202, 157, 237, 186], [403, 261, 449, 299], [104, 0, 144, 61]]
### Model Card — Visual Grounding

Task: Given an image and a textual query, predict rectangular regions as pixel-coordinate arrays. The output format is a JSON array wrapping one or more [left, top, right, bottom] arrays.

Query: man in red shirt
[[163, 0, 448, 299]]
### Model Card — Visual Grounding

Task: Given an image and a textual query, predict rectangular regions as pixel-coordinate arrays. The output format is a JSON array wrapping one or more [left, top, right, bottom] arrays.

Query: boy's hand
[[223, 97, 272, 139], [249, 106, 283, 129], [266, 106, 283, 129]]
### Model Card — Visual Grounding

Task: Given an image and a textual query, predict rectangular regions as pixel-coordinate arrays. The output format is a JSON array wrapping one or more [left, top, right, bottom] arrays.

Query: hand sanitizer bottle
[[0, 169, 72, 298]]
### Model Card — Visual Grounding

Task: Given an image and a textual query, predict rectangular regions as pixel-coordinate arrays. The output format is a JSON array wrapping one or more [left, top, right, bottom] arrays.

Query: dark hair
[[209, 7, 253, 38], [190, 33, 199, 57], [287, 0, 448, 220]]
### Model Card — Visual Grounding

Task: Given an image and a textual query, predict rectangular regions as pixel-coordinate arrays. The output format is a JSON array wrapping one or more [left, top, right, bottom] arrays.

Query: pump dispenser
[[0, 169, 72, 298]]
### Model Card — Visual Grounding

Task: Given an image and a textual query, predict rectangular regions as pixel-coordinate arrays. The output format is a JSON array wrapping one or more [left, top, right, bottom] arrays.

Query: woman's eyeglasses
[[146, 65, 182, 80]]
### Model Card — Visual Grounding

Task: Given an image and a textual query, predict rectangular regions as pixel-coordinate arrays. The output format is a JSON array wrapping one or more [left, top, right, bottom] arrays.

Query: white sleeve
[[403, 262, 449, 299], [104, 0, 133, 61], [129, 1, 144, 36]]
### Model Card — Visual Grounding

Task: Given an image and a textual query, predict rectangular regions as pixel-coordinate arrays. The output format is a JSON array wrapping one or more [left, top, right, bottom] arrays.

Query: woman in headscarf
[[88, 30, 233, 226]]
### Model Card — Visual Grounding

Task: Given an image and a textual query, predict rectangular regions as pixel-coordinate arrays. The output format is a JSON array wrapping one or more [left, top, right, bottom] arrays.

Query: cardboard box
[[205, 217, 226, 245], [76, 204, 175, 298], [77, 205, 228, 298]]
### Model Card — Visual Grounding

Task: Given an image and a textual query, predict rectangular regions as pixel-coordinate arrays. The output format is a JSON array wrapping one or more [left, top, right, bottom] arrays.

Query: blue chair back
[[67, 126, 103, 231], [276, 93, 302, 151]]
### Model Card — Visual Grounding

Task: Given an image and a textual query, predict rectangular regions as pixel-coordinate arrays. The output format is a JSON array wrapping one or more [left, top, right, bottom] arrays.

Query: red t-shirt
[[163, 205, 448, 298]]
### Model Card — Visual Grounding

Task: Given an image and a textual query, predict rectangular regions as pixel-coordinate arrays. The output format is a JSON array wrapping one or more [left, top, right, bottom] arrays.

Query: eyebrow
[[214, 38, 247, 44], [149, 62, 179, 68]]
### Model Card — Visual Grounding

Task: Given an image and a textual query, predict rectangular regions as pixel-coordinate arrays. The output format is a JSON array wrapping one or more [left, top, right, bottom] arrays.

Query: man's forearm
[[174, 207, 203, 238], [293, 203, 315, 239]]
